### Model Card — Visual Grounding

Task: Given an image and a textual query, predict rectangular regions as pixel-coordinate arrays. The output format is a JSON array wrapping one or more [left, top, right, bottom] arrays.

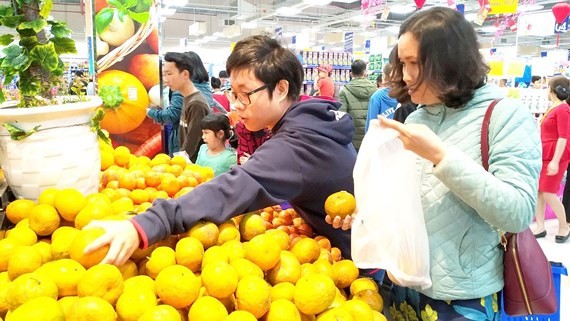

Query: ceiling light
[[241, 20, 258, 29], [303, 0, 332, 5], [390, 5, 416, 14], [276, 6, 302, 16]]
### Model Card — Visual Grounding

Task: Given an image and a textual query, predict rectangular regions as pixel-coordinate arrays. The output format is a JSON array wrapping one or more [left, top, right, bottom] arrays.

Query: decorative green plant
[[0, 0, 78, 107]]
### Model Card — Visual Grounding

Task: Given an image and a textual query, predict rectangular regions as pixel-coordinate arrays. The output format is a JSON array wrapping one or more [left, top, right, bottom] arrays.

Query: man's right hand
[[83, 220, 141, 266]]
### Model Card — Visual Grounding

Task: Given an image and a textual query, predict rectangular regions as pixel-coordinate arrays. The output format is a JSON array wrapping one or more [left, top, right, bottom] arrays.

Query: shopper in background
[[375, 74, 383, 88], [531, 75, 542, 89], [147, 88, 183, 156], [210, 76, 231, 112], [219, 70, 230, 89], [339, 59, 377, 149], [162, 52, 210, 163], [313, 64, 335, 98], [185, 51, 225, 113], [365, 60, 398, 131], [235, 121, 271, 165], [84, 35, 356, 266], [195, 114, 237, 176], [330, 7, 541, 320], [533, 76, 570, 243]]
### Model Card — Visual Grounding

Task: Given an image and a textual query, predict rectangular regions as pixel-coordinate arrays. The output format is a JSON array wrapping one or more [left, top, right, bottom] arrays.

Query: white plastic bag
[[351, 122, 432, 289]]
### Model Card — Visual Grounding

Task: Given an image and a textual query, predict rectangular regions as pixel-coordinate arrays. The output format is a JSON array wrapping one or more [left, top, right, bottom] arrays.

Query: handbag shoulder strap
[[481, 98, 502, 171]]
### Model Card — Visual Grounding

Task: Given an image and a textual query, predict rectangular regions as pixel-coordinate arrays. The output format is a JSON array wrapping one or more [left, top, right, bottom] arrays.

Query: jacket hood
[[273, 99, 355, 146], [344, 78, 377, 100]]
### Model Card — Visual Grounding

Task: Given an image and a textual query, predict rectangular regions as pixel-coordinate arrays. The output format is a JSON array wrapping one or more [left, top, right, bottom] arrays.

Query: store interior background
[[0, 0, 569, 318]]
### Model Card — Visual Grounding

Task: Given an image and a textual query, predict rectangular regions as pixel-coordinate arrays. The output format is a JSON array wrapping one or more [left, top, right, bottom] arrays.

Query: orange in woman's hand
[[324, 191, 356, 219]]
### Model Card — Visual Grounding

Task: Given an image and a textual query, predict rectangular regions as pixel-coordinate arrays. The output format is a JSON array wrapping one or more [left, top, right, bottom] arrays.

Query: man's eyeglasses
[[229, 84, 270, 106]]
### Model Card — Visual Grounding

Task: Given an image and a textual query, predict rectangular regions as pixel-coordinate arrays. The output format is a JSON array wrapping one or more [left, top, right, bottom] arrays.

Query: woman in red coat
[[534, 75, 570, 243]]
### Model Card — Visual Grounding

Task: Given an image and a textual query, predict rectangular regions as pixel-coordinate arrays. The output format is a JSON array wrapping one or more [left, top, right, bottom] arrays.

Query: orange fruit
[[59, 296, 79, 318], [53, 188, 87, 222], [150, 190, 169, 202], [129, 189, 150, 204], [221, 239, 245, 262], [38, 188, 60, 206], [314, 236, 332, 251], [315, 307, 354, 321], [50, 226, 80, 260], [174, 237, 203, 273], [201, 261, 238, 299], [6, 226, 37, 246], [144, 171, 162, 188], [291, 238, 321, 264], [343, 299, 374, 321], [270, 282, 296, 302], [118, 260, 138, 280], [77, 264, 124, 305], [174, 186, 194, 198], [7, 246, 42, 280], [265, 299, 302, 321], [349, 278, 379, 297], [123, 275, 156, 294], [217, 222, 240, 245], [101, 149, 115, 171], [265, 229, 290, 251], [188, 221, 219, 249], [372, 310, 388, 321], [6, 273, 58, 310], [230, 257, 264, 281], [31, 242, 53, 264], [158, 175, 181, 197], [313, 258, 335, 279], [7, 296, 64, 321], [155, 265, 201, 309], [38, 259, 86, 297], [116, 288, 157, 321], [118, 172, 137, 190], [69, 228, 109, 269], [146, 246, 176, 279], [74, 203, 113, 230], [6, 199, 36, 224], [136, 202, 153, 213], [170, 155, 187, 167], [139, 304, 181, 321], [238, 213, 266, 241], [294, 274, 336, 315], [330, 247, 342, 262], [324, 191, 356, 219], [226, 310, 258, 321], [111, 197, 135, 214], [332, 260, 359, 289], [188, 296, 228, 321], [167, 164, 184, 177], [28, 204, 60, 236], [267, 251, 301, 285], [235, 276, 271, 318], [352, 289, 383, 312], [244, 234, 281, 271], [67, 296, 117, 321], [114, 146, 131, 167]]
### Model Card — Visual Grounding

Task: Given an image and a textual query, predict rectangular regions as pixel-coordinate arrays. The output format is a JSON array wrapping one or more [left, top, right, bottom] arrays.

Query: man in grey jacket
[[339, 60, 377, 149]]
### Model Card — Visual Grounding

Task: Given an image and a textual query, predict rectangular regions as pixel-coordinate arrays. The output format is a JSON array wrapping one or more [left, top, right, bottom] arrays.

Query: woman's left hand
[[378, 116, 447, 165], [547, 160, 559, 176], [325, 214, 354, 231]]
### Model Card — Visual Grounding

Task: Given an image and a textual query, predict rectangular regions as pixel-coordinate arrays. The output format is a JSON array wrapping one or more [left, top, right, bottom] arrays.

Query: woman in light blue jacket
[[330, 7, 541, 320]]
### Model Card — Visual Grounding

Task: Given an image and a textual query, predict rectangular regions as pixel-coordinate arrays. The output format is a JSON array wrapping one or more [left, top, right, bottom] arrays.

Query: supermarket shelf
[[302, 65, 352, 70]]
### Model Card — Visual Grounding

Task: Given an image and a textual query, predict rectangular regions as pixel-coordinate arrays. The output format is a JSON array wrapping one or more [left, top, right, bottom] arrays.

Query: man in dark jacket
[[339, 60, 377, 149], [84, 35, 357, 266]]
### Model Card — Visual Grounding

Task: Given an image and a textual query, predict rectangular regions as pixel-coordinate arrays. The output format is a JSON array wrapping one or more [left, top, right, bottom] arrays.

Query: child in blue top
[[196, 114, 237, 176]]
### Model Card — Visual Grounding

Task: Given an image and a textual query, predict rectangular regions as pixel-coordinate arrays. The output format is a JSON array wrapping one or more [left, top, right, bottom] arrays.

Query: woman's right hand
[[325, 214, 355, 231], [83, 220, 141, 266]]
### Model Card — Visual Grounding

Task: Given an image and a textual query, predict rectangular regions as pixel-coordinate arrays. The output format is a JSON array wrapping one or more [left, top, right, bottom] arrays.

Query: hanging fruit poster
[[94, 0, 163, 158]]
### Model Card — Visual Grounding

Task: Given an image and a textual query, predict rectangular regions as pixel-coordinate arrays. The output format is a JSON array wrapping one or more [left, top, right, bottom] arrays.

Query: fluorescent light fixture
[[517, 4, 544, 12], [540, 44, 557, 49], [479, 26, 498, 33], [241, 20, 258, 29], [188, 21, 207, 36], [276, 6, 302, 16], [303, 0, 332, 5], [464, 13, 477, 21], [390, 5, 416, 14], [160, 8, 177, 16]]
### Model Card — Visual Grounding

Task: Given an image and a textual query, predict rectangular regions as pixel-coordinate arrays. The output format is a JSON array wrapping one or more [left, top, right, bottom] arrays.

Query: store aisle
[[531, 219, 570, 320]]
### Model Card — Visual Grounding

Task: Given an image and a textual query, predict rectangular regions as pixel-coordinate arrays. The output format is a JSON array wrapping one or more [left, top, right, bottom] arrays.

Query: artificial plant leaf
[[48, 21, 72, 38], [0, 87, 5, 104], [17, 75, 41, 97], [50, 59, 65, 76], [19, 18, 48, 33], [1, 45, 30, 71], [30, 42, 59, 71], [2, 124, 41, 141], [0, 5, 14, 18], [1, 15, 24, 29], [124, 0, 138, 9], [0, 34, 14, 46], [19, 36, 39, 50], [108, 0, 122, 8], [40, 0, 53, 19], [134, 0, 152, 13], [128, 11, 149, 24], [95, 8, 115, 34], [51, 37, 77, 54], [2, 44, 22, 58]]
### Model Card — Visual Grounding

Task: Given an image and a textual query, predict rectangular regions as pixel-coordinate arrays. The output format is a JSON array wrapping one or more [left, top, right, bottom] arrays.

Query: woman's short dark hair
[[211, 77, 221, 89], [164, 52, 193, 77], [226, 35, 303, 103], [185, 51, 209, 83], [201, 114, 231, 139], [531, 75, 541, 84], [548, 76, 570, 102], [389, 7, 489, 108], [351, 60, 367, 77]]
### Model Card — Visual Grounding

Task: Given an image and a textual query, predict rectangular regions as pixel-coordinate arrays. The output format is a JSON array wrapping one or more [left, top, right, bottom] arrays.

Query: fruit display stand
[[0, 139, 388, 321]]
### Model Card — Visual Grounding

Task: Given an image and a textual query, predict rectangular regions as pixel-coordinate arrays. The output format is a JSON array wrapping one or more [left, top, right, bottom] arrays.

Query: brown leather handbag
[[481, 99, 557, 317]]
